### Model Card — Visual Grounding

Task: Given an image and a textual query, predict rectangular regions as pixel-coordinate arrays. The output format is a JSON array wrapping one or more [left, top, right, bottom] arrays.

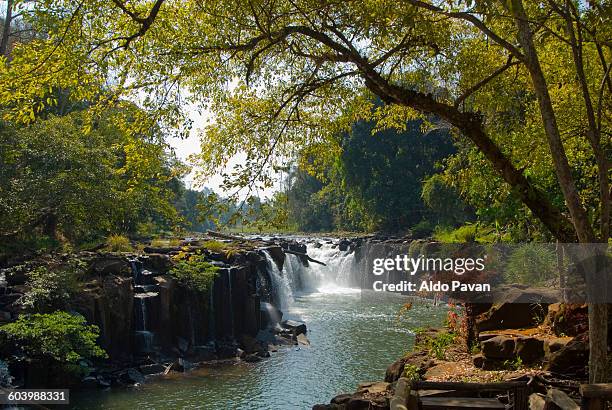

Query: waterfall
[[260, 242, 359, 317], [299, 243, 358, 291], [135, 296, 147, 331], [262, 250, 294, 310]]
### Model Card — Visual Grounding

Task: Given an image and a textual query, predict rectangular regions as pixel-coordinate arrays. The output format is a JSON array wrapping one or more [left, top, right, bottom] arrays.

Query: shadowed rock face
[[70, 248, 267, 364], [73, 275, 134, 360]]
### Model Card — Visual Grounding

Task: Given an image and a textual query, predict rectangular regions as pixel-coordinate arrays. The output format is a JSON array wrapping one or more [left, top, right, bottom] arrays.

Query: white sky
[[169, 107, 280, 199]]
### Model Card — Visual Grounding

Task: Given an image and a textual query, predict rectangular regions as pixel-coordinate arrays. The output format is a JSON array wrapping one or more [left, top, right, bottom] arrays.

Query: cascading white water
[[299, 243, 358, 291], [263, 250, 294, 310], [262, 242, 359, 312]]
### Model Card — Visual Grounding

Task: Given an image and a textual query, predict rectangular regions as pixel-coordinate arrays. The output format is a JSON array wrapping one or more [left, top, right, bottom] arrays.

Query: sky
[[169, 106, 279, 198]]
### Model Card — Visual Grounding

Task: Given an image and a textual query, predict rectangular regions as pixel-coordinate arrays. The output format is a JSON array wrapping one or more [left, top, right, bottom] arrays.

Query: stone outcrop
[[0, 235, 309, 388], [546, 338, 588, 377]]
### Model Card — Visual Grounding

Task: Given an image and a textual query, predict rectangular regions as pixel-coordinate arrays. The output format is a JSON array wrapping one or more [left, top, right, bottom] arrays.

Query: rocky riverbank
[[0, 235, 310, 388], [312, 287, 596, 410]]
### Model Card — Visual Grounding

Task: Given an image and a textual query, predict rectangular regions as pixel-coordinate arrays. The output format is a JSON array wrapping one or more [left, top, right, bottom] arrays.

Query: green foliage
[[105, 235, 133, 252], [0, 0, 607, 244], [202, 240, 227, 253], [0, 312, 106, 376], [402, 364, 421, 382], [433, 224, 499, 243], [422, 174, 474, 227], [0, 107, 185, 253], [281, 115, 462, 233], [415, 331, 456, 360], [411, 220, 435, 239], [150, 238, 182, 247], [505, 244, 557, 285], [502, 356, 523, 371], [427, 332, 456, 360], [170, 253, 219, 292], [22, 262, 84, 313]]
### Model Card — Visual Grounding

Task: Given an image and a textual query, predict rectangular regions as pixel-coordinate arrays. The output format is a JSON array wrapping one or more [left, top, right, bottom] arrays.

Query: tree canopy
[[1, 0, 607, 243]]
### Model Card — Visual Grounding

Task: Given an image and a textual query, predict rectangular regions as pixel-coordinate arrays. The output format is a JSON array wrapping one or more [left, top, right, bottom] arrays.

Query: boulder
[[529, 393, 546, 410], [140, 254, 172, 273], [546, 339, 588, 377], [244, 353, 262, 363], [81, 376, 98, 388], [171, 358, 194, 372], [281, 319, 307, 335], [424, 362, 463, 379], [345, 398, 373, 410], [385, 351, 433, 382], [338, 240, 351, 252], [481, 336, 515, 359], [331, 394, 353, 404], [544, 303, 588, 337], [515, 337, 545, 364], [544, 337, 572, 357], [475, 286, 559, 331], [546, 388, 580, 410], [472, 354, 502, 370], [240, 334, 267, 354], [139, 363, 165, 375], [89, 255, 131, 276], [477, 303, 548, 331], [296, 333, 310, 346], [121, 369, 145, 385]]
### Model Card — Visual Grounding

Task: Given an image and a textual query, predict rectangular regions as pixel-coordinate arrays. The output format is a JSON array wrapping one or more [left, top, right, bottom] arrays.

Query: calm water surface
[[71, 288, 446, 409]]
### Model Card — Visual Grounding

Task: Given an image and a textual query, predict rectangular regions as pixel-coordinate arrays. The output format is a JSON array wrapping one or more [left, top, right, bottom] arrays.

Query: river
[[71, 241, 447, 409]]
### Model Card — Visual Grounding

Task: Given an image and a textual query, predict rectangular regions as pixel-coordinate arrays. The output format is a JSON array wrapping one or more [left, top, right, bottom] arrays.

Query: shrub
[[22, 263, 83, 313], [0, 312, 106, 377], [402, 364, 421, 381], [411, 220, 434, 239], [202, 240, 227, 253], [170, 253, 219, 292], [105, 234, 133, 252], [505, 244, 557, 285], [428, 332, 456, 360], [414, 330, 456, 360]]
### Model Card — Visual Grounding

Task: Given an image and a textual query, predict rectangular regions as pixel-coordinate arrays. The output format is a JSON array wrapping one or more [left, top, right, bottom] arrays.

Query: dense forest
[[0, 0, 609, 386]]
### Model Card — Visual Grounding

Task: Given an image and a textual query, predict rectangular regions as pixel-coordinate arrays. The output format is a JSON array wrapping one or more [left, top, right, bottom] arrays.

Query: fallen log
[[285, 249, 326, 266]]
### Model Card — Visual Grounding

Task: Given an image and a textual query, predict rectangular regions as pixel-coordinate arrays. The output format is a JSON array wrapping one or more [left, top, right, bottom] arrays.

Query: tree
[[0, 0, 609, 381], [0, 106, 184, 248]]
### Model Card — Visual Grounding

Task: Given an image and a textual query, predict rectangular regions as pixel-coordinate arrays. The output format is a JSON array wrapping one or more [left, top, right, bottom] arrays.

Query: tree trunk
[[589, 303, 608, 383], [509, 0, 606, 382], [42, 212, 58, 241], [0, 0, 13, 58], [510, 0, 595, 244]]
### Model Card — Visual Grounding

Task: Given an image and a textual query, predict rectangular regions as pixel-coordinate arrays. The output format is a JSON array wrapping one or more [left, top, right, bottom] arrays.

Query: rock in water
[[296, 333, 310, 346], [281, 319, 307, 335]]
